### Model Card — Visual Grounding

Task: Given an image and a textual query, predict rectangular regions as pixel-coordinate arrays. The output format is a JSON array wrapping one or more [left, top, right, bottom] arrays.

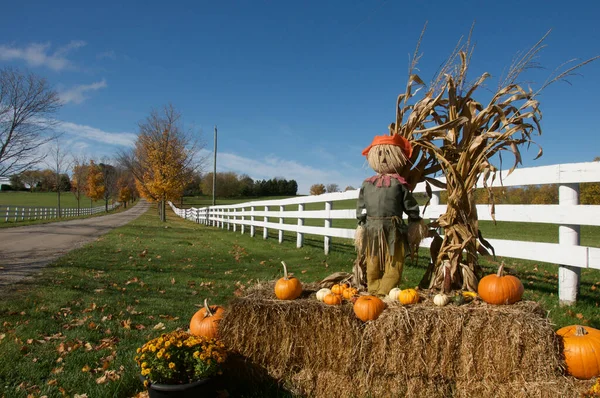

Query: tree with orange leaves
[[119, 105, 203, 221]]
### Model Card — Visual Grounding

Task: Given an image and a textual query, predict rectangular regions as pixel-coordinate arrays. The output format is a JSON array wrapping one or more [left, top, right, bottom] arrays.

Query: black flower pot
[[140, 375, 214, 398]]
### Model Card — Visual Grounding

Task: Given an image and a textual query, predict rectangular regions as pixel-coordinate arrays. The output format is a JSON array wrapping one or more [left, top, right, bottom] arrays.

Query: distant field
[[0, 191, 103, 208], [179, 195, 600, 248]]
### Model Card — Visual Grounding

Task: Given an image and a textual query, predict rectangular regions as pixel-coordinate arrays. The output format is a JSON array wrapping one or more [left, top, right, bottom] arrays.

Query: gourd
[[274, 261, 302, 300], [556, 325, 600, 379], [353, 295, 385, 322], [190, 298, 224, 338], [323, 293, 343, 306], [342, 287, 358, 300], [316, 288, 332, 302], [388, 287, 401, 301], [331, 283, 349, 295], [433, 293, 450, 306], [398, 288, 419, 305], [477, 262, 523, 305]]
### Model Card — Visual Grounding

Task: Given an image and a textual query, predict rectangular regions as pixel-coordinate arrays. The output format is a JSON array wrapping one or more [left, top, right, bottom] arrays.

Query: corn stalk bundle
[[391, 26, 597, 291]]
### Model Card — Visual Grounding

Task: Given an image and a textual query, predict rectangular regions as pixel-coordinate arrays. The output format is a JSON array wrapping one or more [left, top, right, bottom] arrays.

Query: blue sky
[[1, 0, 599, 194]]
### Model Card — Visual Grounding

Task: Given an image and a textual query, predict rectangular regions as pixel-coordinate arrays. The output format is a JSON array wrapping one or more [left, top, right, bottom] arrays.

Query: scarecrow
[[355, 134, 425, 296]]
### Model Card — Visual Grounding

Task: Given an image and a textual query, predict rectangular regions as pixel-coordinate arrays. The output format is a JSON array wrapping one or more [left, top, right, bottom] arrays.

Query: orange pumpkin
[[398, 288, 420, 305], [557, 325, 600, 379], [477, 262, 524, 305], [331, 283, 349, 295], [353, 295, 385, 322], [274, 261, 302, 300], [323, 293, 343, 305], [190, 298, 224, 338], [342, 287, 358, 300]]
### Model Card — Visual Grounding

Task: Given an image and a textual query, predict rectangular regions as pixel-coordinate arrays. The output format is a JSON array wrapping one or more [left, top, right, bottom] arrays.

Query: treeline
[[199, 172, 298, 198], [7, 170, 71, 192], [441, 184, 600, 205]]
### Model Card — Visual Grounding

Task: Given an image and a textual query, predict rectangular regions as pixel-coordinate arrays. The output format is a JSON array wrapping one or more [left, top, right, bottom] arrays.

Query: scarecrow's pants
[[365, 239, 405, 296]]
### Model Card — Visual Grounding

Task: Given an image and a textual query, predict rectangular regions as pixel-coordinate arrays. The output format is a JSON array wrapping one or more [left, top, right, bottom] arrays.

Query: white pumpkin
[[433, 293, 451, 307], [316, 288, 332, 302], [388, 287, 401, 301]]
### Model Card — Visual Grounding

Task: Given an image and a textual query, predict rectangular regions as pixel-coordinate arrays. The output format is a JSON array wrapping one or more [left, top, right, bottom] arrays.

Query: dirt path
[[0, 200, 150, 287]]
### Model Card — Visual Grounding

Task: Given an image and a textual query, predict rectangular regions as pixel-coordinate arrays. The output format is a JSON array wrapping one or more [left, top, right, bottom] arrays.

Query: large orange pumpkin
[[190, 298, 224, 338], [477, 262, 524, 305], [557, 325, 600, 379], [353, 295, 385, 322], [274, 261, 302, 300]]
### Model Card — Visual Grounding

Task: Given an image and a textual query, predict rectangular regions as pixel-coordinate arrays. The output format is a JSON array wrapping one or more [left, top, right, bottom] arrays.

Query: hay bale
[[219, 281, 590, 397]]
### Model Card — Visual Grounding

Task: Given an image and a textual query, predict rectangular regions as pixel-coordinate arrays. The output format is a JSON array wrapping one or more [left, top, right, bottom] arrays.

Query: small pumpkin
[[316, 288, 332, 302], [398, 288, 419, 305], [353, 295, 385, 322], [190, 298, 224, 338], [331, 283, 349, 295], [477, 262, 524, 305], [557, 325, 600, 379], [323, 293, 343, 306], [388, 287, 401, 301], [342, 287, 358, 300], [274, 261, 302, 300], [433, 293, 450, 307]]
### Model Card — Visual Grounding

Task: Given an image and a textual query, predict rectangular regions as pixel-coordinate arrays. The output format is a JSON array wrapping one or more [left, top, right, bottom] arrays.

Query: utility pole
[[212, 125, 217, 206]]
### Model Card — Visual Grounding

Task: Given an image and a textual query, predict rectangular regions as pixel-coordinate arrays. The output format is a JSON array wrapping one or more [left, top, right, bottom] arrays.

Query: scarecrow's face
[[366, 144, 407, 174]]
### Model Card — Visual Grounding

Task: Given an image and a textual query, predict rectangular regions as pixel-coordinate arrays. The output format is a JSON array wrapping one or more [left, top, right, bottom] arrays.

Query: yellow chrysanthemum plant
[[135, 330, 227, 386]]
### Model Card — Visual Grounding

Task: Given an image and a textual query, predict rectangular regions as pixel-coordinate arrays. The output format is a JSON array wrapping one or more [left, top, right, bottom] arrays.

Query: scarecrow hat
[[361, 134, 413, 159]]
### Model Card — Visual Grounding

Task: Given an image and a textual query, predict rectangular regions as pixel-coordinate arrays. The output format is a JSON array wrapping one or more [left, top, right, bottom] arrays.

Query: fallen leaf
[[171, 278, 176, 285], [153, 322, 165, 330], [576, 313, 584, 319], [74, 394, 89, 398], [47, 379, 58, 386], [82, 365, 91, 372], [51, 367, 64, 374]]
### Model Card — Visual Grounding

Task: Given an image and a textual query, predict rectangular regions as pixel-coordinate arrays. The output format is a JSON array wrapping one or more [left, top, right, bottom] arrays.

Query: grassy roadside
[[0, 192, 105, 208], [0, 204, 598, 397]]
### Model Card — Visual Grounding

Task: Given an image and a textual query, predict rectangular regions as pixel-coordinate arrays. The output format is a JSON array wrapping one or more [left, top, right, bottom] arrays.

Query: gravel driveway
[[0, 200, 150, 287]]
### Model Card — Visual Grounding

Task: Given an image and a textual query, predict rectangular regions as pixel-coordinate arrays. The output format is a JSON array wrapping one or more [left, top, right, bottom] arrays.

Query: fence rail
[[1, 203, 121, 223], [169, 161, 600, 305]]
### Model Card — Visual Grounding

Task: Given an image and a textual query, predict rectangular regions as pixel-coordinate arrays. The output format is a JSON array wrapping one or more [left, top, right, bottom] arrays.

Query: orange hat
[[362, 134, 412, 158]]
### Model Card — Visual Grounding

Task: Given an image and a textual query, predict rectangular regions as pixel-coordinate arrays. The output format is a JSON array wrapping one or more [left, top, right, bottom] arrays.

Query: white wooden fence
[[1, 202, 121, 223], [169, 161, 600, 305]]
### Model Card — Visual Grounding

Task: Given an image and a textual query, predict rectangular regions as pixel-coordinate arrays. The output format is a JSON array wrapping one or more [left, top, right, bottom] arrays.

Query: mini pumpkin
[[331, 283, 349, 295], [274, 261, 302, 300], [342, 287, 358, 300], [353, 295, 385, 322], [557, 325, 600, 379], [316, 288, 332, 302], [388, 287, 401, 301], [433, 293, 450, 306], [398, 288, 419, 305], [190, 298, 224, 338], [323, 293, 343, 306], [477, 262, 523, 305]]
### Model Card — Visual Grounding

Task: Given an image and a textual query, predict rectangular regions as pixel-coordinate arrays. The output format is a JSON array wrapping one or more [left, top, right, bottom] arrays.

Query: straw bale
[[219, 282, 590, 397]]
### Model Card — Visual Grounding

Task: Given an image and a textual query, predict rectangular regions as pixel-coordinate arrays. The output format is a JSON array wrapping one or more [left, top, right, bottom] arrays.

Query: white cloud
[[58, 121, 136, 147], [96, 50, 116, 60], [0, 40, 86, 71], [59, 79, 107, 104], [201, 149, 363, 194]]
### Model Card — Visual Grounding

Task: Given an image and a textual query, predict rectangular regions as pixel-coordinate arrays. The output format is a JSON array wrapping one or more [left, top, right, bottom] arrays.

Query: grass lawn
[[0, 191, 104, 208], [0, 203, 598, 397]]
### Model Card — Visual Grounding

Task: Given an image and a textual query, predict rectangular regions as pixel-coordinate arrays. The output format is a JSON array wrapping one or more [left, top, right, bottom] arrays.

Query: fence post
[[227, 209, 231, 231], [14, 207, 18, 222], [250, 206, 256, 237], [221, 208, 225, 229], [279, 205, 284, 244], [324, 201, 332, 255], [558, 183, 581, 306], [233, 208, 237, 232], [5, 206, 8, 222], [263, 206, 269, 239], [297, 203, 304, 248], [241, 207, 245, 234]]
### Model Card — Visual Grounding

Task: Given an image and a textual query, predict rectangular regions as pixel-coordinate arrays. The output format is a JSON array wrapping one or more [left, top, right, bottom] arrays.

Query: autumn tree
[[0, 68, 62, 177], [47, 139, 71, 217], [310, 183, 325, 195], [120, 105, 202, 222], [86, 160, 105, 207], [326, 183, 339, 193], [19, 169, 43, 191]]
